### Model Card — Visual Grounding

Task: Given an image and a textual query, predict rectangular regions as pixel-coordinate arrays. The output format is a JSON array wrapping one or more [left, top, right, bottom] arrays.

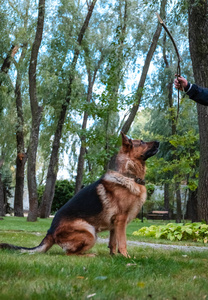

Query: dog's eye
[[140, 140, 144, 145]]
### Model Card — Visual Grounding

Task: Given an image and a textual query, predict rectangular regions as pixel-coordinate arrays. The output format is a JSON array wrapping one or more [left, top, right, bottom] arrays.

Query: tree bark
[[39, 0, 97, 218], [188, 0, 208, 223], [0, 45, 19, 85], [27, 0, 45, 222], [14, 45, 28, 217], [164, 182, 170, 212], [14, 154, 27, 216], [175, 182, 182, 223], [185, 189, 198, 222], [121, 0, 167, 134], [0, 173, 5, 216], [75, 112, 88, 194]]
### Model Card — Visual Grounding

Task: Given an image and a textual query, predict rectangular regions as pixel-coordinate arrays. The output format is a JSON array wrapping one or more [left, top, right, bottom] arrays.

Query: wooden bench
[[147, 210, 169, 220]]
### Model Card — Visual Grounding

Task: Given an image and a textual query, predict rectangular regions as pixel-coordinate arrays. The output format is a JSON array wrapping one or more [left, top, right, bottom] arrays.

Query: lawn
[[0, 217, 208, 300]]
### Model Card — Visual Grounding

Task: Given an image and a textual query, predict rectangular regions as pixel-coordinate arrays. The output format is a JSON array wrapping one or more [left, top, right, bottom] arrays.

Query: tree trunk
[[0, 45, 19, 85], [185, 189, 198, 222], [75, 113, 88, 194], [175, 182, 182, 223], [164, 182, 170, 215], [39, 0, 97, 218], [14, 155, 27, 217], [121, 0, 167, 134], [14, 45, 28, 217], [0, 173, 5, 216], [188, 0, 208, 223], [27, 0, 45, 222]]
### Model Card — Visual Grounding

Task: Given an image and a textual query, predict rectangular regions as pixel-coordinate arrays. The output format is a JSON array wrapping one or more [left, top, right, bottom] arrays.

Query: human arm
[[186, 84, 208, 106], [174, 76, 208, 106]]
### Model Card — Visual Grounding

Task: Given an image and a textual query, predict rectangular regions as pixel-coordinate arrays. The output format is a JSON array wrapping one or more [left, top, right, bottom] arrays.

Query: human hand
[[174, 75, 188, 91]]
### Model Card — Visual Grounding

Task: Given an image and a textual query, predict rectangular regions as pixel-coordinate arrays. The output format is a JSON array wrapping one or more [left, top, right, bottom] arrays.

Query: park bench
[[147, 210, 169, 220]]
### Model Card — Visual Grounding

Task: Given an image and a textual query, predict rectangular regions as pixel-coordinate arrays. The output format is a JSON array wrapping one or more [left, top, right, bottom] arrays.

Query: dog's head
[[116, 132, 159, 177], [120, 132, 159, 162]]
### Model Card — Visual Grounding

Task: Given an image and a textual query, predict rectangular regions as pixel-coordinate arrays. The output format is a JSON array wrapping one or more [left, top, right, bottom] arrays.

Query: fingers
[[174, 77, 182, 90], [174, 75, 188, 91]]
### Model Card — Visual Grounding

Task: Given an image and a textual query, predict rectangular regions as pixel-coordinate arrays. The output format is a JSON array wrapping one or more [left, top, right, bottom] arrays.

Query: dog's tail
[[0, 233, 54, 253]]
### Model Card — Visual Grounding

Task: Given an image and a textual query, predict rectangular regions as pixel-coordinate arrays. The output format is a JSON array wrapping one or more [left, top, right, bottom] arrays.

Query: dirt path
[[97, 237, 208, 252]]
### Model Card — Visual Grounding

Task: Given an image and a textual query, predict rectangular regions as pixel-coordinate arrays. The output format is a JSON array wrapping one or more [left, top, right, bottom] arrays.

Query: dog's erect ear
[[121, 132, 132, 151]]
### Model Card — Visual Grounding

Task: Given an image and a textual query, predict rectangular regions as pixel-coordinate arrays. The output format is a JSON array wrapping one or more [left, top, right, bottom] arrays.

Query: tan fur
[[52, 133, 158, 257], [51, 135, 158, 257], [93, 172, 147, 257], [104, 171, 141, 196], [54, 219, 96, 255], [0, 133, 158, 257]]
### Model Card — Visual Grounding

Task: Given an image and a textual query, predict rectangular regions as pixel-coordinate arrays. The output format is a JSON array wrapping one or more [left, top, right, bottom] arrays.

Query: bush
[[38, 180, 75, 214], [52, 180, 75, 212], [146, 183, 155, 199], [133, 222, 208, 243]]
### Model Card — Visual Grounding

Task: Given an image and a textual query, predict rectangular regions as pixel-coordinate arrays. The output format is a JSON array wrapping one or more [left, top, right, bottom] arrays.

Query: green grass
[[0, 217, 208, 299]]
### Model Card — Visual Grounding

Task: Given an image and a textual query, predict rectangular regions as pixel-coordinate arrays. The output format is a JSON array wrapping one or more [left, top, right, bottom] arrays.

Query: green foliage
[[133, 222, 208, 243], [131, 106, 199, 191], [38, 180, 75, 213], [146, 183, 155, 198], [143, 198, 165, 214], [52, 180, 74, 212]]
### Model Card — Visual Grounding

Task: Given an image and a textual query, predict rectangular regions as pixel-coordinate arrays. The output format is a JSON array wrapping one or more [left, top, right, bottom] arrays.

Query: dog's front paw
[[118, 249, 130, 258], [109, 249, 117, 255]]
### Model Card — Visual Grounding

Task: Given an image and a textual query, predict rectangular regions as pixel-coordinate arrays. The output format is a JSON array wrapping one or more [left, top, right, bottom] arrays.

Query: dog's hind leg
[[54, 219, 96, 255]]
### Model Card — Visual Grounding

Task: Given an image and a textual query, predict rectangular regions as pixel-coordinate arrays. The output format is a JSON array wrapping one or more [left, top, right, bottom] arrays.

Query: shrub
[[133, 222, 208, 243], [52, 180, 75, 212], [38, 180, 75, 214]]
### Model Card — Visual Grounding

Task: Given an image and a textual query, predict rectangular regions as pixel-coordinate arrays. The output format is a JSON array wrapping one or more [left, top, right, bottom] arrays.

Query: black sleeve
[[186, 84, 208, 106]]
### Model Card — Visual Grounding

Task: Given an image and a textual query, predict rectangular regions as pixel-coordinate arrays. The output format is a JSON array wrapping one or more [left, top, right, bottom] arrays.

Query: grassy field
[[0, 217, 208, 300]]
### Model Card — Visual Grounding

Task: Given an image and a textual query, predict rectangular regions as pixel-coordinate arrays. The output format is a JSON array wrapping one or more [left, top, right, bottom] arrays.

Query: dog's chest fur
[[93, 171, 147, 232]]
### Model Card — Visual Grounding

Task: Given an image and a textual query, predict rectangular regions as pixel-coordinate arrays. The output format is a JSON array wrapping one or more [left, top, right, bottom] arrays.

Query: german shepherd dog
[[0, 132, 159, 257]]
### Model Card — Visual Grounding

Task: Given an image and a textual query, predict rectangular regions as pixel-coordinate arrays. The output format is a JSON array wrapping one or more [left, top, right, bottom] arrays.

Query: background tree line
[[0, 0, 207, 223]]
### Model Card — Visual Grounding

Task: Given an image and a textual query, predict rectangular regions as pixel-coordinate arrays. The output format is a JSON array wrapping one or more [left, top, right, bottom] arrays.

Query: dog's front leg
[[108, 229, 117, 255], [114, 215, 128, 257]]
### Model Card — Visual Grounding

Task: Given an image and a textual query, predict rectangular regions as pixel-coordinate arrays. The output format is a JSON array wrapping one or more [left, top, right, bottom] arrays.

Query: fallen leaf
[[137, 282, 145, 288], [87, 293, 96, 298], [77, 276, 84, 279], [95, 276, 107, 281], [126, 263, 137, 267]]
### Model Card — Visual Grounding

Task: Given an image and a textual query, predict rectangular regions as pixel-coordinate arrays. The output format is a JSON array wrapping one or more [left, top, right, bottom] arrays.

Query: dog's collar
[[134, 178, 145, 185], [123, 173, 145, 185]]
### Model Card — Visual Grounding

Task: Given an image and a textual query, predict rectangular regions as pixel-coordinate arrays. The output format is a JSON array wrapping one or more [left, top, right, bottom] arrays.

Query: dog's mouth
[[143, 141, 159, 160]]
